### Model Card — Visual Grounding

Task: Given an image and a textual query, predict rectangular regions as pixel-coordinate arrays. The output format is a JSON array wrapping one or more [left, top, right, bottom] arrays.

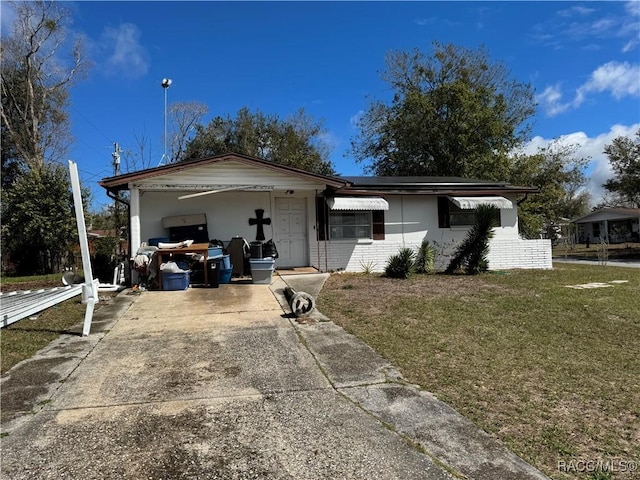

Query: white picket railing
[[0, 285, 83, 328]]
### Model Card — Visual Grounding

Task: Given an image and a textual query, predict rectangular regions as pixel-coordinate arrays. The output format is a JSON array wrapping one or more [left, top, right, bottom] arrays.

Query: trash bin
[[206, 258, 221, 288], [249, 241, 263, 259]]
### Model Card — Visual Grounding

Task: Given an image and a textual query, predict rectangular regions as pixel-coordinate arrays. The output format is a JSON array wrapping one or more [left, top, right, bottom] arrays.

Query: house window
[[316, 197, 385, 241], [438, 197, 501, 228], [329, 211, 372, 239]]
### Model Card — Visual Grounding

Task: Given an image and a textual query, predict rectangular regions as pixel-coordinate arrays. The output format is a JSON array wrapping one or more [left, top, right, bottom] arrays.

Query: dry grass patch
[[1, 273, 115, 374], [317, 265, 640, 480]]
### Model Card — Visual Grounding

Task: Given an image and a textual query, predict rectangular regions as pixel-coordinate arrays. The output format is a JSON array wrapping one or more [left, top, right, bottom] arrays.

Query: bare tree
[[1, 0, 90, 171], [169, 101, 208, 163], [122, 127, 158, 172]]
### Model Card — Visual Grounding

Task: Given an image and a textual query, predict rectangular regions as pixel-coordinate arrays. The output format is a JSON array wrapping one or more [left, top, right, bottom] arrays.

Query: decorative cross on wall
[[248, 208, 271, 241]]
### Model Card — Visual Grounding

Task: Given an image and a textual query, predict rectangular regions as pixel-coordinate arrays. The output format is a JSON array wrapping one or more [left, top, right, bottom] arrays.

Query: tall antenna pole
[[160, 78, 172, 165]]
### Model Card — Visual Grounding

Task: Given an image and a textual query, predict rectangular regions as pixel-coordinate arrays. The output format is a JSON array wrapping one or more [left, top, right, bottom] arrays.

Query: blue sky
[[3, 1, 639, 211]]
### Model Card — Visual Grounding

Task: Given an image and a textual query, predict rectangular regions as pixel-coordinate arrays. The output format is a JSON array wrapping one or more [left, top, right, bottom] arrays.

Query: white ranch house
[[99, 153, 552, 273], [571, 208, 640, 245]]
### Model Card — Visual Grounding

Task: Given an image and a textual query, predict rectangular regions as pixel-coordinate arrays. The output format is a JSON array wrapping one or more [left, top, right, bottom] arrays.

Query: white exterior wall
[[311, 194, 551, 272], [487, 239, 552, 270]]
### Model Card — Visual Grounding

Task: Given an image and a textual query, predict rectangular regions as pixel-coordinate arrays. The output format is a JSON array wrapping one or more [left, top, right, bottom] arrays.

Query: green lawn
[[317, 264, 639, 480], [1, 271, 89, 374]]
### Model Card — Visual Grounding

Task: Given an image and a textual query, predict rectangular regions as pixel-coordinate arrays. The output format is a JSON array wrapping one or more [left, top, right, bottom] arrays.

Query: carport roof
[[99, 152, 349, 192]]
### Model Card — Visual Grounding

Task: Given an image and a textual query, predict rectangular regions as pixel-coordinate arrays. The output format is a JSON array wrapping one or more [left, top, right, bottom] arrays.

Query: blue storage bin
[[249, 258, 275, 270], [163, 271, 190, 291], [220, 267, 233, 284], [221, 254, 231, 270], [208, 247, 223, 257], [249, 258, 275, 285]]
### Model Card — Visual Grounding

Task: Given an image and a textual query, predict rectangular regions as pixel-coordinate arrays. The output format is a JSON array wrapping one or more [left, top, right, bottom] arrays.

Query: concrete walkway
[[1, 278, 548, 480], [553, 257, 640, 268]]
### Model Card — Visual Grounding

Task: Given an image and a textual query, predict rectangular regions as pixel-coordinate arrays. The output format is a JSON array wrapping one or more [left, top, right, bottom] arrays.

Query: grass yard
[[0, 298, 87, 374], [317, 264, 639, 480], [0, 272, 100, 374]]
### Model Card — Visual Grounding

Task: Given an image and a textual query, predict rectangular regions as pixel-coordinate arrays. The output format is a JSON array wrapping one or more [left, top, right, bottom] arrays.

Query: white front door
[[275, 197, 308, 267]]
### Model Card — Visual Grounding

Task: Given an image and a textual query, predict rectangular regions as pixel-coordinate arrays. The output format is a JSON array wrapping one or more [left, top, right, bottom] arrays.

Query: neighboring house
[[571, 208, 640, 244], [99, 153, 552, 273]]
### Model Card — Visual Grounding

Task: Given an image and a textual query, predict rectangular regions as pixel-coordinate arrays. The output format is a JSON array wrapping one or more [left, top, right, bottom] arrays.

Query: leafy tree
[[446, 204, 499, 274], [1, 1, 90, 275], [603, 129, 640, 207], [1, 164, 77, 274], [184, 107, 336, 175], [351, 43, 535, 180], [510, 142, 589, 239], [0, 0, 89, 171]]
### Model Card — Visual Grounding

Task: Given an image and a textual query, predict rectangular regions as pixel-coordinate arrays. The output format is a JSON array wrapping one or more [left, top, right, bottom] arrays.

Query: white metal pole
[[68, 160, 98, 336]]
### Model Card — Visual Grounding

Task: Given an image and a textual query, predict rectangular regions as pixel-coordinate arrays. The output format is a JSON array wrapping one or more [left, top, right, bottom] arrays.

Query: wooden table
[[156, 242, 210, 289]]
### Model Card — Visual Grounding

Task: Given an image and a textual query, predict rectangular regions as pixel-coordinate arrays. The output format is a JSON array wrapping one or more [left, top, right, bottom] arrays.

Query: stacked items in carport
[[248, 240, 278, 285], [189, 241, 232, 287]]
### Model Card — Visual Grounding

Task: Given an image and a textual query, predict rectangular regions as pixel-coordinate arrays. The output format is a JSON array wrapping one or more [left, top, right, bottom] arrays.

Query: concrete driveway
[[1, 276, 548, 480]]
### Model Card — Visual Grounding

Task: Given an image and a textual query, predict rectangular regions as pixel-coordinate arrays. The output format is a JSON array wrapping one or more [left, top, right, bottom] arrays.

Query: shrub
[[414, 240, 436, 274], [446, 204, 499, 274], [385, 248, 415, 279]]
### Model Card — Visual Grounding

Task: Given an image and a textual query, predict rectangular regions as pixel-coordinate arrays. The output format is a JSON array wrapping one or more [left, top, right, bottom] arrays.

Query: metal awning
[[327, 197, 389, 211], [448, 196, 513, 209]]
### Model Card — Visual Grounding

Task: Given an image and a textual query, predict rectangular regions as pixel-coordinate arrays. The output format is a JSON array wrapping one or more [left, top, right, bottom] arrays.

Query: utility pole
[[112, 142, 122, 255]]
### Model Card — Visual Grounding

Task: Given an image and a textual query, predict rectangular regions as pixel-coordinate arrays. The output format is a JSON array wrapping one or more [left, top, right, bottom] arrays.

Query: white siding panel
[[133, 161, 327, 191]]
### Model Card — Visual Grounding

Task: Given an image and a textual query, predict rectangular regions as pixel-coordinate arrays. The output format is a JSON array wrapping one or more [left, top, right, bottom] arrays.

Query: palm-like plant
[[446, 204, 499, 274], [385, 248, 416, 278]]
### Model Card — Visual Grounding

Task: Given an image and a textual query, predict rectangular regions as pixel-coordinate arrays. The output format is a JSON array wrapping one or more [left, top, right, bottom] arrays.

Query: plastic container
[[249, 258, 275, 270], [208, 247, 223, 257], [249, 241, 263, 259], [249, 258, 275, 285], [163, 271, 190, 290], [148, 237, 170, 247], [221, 254, 231, 270], [219, 267, 233, 284], [206, 258, 220, 288]]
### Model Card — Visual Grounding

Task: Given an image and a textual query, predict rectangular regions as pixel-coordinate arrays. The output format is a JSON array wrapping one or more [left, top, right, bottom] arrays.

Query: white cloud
[[100, 23, 149, 78], [556, 5, 596, 18], [537, 84, 572, 116], [532, 2, 639, 52], [350, 110, 365, 128], [521, 124, 640, 205], [539, 61, 640, 116], [575, 61, 640, 106], [622, 39, 638, 53]]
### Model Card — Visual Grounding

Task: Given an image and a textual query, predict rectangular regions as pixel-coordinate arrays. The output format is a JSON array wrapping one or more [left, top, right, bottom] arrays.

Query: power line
[[71, 106, 114, 144]]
